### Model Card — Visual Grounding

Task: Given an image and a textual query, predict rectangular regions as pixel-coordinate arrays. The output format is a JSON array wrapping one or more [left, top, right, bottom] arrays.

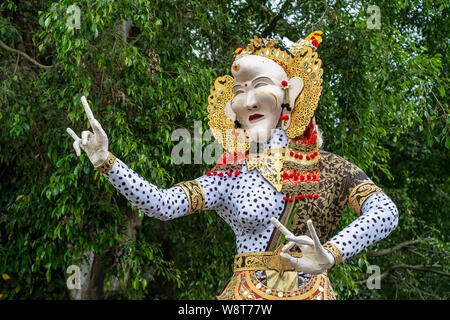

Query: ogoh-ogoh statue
[[67, 31, 398, 300]]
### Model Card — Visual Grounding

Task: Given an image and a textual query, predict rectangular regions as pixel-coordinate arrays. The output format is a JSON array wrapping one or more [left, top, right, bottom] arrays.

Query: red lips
[[249, 113, 264, 121]]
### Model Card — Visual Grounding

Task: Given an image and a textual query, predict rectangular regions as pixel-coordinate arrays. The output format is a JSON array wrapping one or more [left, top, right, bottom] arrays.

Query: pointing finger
[[307, 219, 322, 248], [81, 97, 106, 137], [81, 96, 95, 124], [66, 127, 80, 141], [270, 217, 295, 237]]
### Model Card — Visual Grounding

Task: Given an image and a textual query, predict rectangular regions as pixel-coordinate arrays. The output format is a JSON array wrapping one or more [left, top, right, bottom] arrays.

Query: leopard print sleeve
[[324, 159, 399, 264], [98, 155, 224, 220]]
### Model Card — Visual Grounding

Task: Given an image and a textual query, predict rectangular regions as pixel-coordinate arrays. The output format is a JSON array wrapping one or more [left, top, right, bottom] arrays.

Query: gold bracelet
[[174, 180, 205, 215], [95, 152, 117, 174], [323, 242, 343, 266]]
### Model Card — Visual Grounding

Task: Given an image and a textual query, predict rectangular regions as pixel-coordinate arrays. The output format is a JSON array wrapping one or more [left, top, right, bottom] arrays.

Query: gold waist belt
[[220, 248, 337, 300], [233, 247, 303, 274]]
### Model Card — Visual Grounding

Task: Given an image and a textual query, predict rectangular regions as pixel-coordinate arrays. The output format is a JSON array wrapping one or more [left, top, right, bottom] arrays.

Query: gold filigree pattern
[[246, 151, 285, 192], [348, 181, 384, 215], [323, 242, 343, 266], [207, 75, 250, 153], [95, 152, 117, 174], [266, 245, 297, 276], [250, 35, 262, 47], [233, 246, 302, 273], [285, 47, 323, 139], [174, 180, 205, 215], [263, 38, 279, 48], [287, 141, 317, 151]]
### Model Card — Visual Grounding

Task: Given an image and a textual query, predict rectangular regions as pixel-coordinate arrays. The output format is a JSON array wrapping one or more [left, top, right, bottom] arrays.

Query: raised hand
[[270, 217, 335, 275], [66, 96, 109, 167]]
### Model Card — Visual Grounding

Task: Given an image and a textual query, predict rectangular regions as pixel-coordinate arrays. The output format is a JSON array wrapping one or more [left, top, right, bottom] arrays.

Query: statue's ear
[[288, 76, 304, 106], [280, 76, 303, 131]]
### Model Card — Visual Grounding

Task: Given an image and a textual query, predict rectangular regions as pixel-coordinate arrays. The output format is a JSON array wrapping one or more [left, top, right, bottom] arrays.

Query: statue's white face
[[228, 55, 303, 143]]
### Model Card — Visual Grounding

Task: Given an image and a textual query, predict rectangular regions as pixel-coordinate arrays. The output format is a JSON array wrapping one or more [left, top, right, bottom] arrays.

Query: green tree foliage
[[0, 0, 448, 299]]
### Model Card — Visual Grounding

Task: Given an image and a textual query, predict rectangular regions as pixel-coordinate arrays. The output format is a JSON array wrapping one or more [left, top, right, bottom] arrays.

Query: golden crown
[[233, 32, 323, 77]]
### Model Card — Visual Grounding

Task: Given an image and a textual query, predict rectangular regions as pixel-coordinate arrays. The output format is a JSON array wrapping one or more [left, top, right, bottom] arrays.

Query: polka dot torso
[[196, 163, 285, 253]]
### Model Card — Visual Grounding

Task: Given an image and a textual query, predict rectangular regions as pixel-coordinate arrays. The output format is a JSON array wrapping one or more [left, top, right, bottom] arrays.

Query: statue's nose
[[245, 92, 258, 110]]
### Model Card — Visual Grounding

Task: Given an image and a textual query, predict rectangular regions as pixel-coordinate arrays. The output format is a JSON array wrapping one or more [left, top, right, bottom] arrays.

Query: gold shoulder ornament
[[348, 181, 384, 215]]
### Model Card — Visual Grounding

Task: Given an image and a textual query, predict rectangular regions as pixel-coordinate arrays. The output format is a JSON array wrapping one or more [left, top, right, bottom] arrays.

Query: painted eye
[[254, 82, 267, 88], [234, 90, 245, 95]]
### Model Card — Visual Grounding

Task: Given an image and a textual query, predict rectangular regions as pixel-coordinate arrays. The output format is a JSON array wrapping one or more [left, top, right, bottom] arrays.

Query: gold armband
[[323, 242, 343, 266], [95, 152, 117, 174], [174, 180, 205, 215], [348, 181, 384, 215]]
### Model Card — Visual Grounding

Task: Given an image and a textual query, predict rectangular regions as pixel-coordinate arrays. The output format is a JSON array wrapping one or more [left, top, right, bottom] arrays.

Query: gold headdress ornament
[[207, 31, 324, 154]]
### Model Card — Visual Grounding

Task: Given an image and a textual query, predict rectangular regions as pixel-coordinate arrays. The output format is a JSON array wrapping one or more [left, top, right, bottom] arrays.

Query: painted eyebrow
[[252, 76, 273, 84], [233, 76, 272, 91]]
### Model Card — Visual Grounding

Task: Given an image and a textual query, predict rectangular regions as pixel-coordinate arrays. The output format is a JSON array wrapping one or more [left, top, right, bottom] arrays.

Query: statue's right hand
[[66, 96, 109, 167]]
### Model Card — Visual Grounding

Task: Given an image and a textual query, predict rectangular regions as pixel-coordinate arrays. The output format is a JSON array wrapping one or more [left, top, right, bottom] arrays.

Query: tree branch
[[366, 239, 431, 257], [355, 264, 449, 285], [261, 0, 292, 38], [311, 0, 329, 32], [0, 39, 53, 70]]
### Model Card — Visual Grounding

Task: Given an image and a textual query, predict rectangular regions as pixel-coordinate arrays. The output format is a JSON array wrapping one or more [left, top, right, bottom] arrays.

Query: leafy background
[[0, 0, 448, 299]]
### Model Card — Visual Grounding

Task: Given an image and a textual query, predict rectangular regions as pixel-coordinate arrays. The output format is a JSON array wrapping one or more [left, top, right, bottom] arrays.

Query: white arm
[[66, 96, 223, 221], [101, 158, 223, 220], [327, 193, 399, 262], [271, 193, 398, 273]]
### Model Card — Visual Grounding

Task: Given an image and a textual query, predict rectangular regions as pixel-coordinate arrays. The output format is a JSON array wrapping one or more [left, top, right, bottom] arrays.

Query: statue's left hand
[[270, 218, 335, 275]]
